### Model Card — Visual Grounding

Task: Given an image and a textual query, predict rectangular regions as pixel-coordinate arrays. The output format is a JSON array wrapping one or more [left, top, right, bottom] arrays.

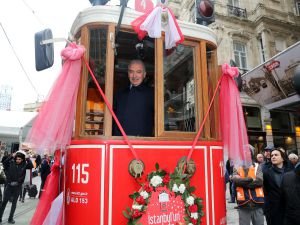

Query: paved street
[[0, 176, 40, 225], [0, 178, 266, 224]]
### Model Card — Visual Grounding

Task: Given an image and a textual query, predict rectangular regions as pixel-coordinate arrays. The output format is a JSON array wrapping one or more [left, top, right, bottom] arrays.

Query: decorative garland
[[123, 163, 204, 225]]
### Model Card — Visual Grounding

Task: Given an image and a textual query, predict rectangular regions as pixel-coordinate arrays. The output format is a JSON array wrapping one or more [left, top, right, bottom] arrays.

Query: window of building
[[270, 111, 292, 132], [228, 0, 239, 7], [243, 106, 262, 130], [296, 1, 300, 15], [233, 41, 248, 71]]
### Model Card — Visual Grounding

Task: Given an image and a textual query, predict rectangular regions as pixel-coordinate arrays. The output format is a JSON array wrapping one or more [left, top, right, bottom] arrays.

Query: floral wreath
[[123, 163, 204, 225]]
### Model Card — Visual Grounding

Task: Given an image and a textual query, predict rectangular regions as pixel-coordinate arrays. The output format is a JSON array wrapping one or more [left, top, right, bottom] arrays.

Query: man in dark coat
[[113, 59, 154, 137], [282, 162, 300, 225], [39, 154, 51, 198], [0, 150, 27, 224]]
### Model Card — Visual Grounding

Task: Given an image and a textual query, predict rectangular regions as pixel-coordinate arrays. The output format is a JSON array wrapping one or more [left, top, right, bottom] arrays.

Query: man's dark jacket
[[113, 83, 154, 136], [3, 157, 26, 185], [282, 170, 300, 225]]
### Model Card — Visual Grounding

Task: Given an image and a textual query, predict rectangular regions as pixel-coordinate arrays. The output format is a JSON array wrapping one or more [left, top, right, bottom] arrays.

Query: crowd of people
[[226, 146, 300, 225], [0, 150, 52, 224]]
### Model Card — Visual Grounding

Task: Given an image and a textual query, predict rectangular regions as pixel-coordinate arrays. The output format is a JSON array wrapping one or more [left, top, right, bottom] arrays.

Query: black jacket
[[113, 83, 154, 136], [263, 164, 292, 225], [282, 171, 300, 225], [3, 156, 27, 185]]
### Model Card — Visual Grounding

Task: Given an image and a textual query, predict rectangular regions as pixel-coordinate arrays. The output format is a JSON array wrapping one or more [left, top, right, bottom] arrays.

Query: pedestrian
[[39, 154, 51, 198], [226, 159, 236, 203], [0, 150, 27, 224], [113, 59, 154, 137], [232, 161, 264, 225], [19, 155, 33, 203], [256, 153, 264, 165], [261, 146, 273, 173], [287, 153, 298, 168], [281, 162, 300, 225], [263, 148, 292, 225]]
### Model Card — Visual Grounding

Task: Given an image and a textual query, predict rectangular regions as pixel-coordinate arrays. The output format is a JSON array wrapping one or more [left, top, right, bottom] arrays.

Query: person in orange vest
[[232, 161, 264, 225]]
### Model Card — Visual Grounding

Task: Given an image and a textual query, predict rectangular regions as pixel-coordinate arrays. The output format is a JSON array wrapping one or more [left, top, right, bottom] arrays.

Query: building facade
[[169, 0, 300, 155]]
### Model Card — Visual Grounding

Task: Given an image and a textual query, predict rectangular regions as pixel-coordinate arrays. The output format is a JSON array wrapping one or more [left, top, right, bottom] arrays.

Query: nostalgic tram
[[33, 3, 226, 225]]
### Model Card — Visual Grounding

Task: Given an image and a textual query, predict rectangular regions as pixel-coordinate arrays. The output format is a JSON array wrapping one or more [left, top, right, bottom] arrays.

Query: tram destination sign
[[241, 41, 300, 109]]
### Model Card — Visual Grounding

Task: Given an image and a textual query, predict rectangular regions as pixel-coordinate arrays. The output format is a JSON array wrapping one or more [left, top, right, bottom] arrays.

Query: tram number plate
[[71, 163, 90, 184]]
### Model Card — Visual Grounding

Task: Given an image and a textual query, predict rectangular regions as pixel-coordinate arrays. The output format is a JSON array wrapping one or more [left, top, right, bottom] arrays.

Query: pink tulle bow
[[220, 63, 252, 167], [26, 43, 85, 154], [222, 63, 239, 78]]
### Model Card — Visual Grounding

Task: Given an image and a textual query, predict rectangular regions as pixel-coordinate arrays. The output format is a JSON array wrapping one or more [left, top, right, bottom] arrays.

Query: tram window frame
[[75, 24, 219, 140], [157, 40, 204, 138]]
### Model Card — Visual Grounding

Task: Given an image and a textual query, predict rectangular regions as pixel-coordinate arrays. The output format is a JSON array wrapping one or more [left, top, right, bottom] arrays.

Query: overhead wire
[[0, 23, 40, 98]]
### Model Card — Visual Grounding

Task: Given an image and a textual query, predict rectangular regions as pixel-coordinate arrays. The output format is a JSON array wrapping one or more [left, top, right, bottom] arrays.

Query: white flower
[[140, 191, 149, 199], [172, 183, 179, 192], [132, 204, 143, 211], [178, 184, 186, 194], [150, 175, 163, 187], [188, 223, 193, 225], [186, 196, 195, 205], [191, 212, 198, 219]]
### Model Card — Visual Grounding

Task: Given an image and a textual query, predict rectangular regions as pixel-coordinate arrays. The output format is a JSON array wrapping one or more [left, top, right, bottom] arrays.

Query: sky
[[0, 0, 137, 111]]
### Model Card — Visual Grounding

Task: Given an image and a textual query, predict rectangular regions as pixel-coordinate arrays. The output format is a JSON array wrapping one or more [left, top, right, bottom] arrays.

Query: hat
[[264, 145, 274, 151], [15, 150, 26, 160]]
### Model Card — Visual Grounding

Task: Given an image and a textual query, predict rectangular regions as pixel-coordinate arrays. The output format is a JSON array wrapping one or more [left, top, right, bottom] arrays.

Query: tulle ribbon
[[25, 43, 85, 154], [220, 63, 252, 166], [30, 150, 62, 225], [131, 5, 184, 49]]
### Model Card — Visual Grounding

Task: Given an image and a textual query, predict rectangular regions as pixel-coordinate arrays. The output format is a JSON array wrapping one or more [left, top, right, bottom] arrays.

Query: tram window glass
[[163, 44, 196, 132], [206, 47, 219, 139], [85, 28, 107, 135]]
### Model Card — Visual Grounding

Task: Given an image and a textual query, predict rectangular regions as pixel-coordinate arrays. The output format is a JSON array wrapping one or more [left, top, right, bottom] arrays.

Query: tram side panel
[[64, 142, 226, 225], [64, 145, 105, 225]]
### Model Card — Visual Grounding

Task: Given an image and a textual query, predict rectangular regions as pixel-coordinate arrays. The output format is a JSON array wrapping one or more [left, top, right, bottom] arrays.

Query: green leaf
[[155, 163, 159, 170], [122, 210, 131, 219]]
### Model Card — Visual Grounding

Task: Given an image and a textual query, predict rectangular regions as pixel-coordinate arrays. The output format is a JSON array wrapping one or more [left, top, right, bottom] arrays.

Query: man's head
[[263, 145, 273, 159], [15, 150, 26, 164], [288, 153, 299, 165], [256, 153, 264, 163], [128, 60, 146, 87]]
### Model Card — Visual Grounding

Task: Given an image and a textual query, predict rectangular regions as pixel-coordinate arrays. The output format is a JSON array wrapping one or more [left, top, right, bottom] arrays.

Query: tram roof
[[70, 5, 217, 46]]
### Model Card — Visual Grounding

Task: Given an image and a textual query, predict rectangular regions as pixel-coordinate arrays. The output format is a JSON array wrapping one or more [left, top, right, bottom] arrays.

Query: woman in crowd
[[263, 148, 292, 225]]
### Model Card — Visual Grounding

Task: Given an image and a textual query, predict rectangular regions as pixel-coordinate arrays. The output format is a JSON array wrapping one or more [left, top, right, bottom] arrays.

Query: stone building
[[169, 0, 300, 155]]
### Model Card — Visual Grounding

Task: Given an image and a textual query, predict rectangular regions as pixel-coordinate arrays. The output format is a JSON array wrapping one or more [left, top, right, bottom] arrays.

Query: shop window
[[163, 45, 196, 132], [243, 106, 262, 131], [270, 111, 292, 132]]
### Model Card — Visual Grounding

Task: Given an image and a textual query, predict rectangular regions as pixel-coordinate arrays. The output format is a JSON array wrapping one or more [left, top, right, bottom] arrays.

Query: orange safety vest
[[236, 164, 264, 206]]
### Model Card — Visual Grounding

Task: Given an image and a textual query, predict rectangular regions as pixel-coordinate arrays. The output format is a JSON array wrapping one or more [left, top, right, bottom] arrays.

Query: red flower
[[143, 183, 153, 192], [132, 209, 143, 218], [188, 204, 198, 213], [190, 218, 198, 225], [135, 196, 146, 205], [163, 174, 170, 184]]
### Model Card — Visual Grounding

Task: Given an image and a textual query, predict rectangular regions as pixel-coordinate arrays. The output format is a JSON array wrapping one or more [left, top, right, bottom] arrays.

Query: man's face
[[256, 154, 264, 163], [15, 157, 23, 165], [264, 150, 271, 159], [128, 63, 146, 86]]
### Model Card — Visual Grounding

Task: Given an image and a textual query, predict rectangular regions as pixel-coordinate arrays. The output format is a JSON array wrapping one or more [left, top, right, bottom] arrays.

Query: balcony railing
[[227, 5, 247, 18]]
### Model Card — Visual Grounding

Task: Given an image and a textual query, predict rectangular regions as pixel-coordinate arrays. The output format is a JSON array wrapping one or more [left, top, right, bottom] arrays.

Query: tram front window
[[113, 31, 155, 137], [163, 45, 196, 132]]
